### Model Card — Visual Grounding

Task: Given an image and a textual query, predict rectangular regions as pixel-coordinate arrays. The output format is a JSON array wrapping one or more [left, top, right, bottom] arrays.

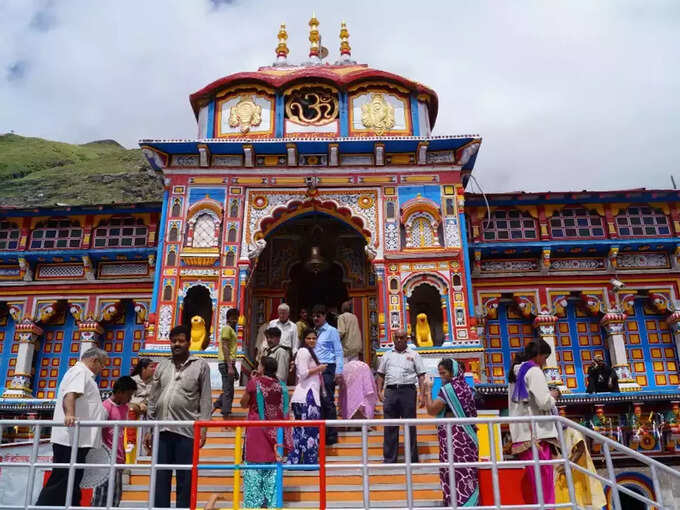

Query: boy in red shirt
[[92, 376, 137, 507]]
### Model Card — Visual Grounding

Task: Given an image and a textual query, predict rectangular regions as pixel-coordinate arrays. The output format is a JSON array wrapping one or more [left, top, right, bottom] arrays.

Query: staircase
[[121, 387, 444, 508]]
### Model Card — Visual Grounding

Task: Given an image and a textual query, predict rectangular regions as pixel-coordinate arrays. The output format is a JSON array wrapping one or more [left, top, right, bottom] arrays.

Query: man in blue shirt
[[312, 304, 343, 445]]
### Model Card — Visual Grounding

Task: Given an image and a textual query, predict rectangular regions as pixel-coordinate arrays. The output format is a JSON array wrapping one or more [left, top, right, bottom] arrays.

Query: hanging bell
[[305, 245, 328, 275]]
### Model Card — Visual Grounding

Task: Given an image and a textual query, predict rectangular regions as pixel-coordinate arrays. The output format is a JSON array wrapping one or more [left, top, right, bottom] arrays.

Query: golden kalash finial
[[275, 23, 289, 64], [308, 13, 321, 61], [339, 21, 351, 59]]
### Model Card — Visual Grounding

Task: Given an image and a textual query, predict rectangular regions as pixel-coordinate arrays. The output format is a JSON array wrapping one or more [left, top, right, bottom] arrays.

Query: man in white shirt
[[376, 330, 426, 464], [36, 347, 108, 507], [268, 303, 297, 377]]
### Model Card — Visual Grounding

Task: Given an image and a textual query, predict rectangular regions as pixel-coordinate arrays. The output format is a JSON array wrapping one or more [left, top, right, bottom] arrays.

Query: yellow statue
[[415, 313, 433, 347], [229, 96, 262, 134], [189, 315, 209, 351]]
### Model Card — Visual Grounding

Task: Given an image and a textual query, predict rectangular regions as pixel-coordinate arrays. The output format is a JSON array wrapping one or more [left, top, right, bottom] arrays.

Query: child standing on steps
[[92, 376, 137, 507]]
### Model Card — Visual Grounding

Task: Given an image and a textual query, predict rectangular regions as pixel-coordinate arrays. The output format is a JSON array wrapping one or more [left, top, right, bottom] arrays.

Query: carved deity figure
[[414, 312, 433, 347], [190, 314, 209, 350], [228, 96, 262, 134], [361, 93, 395, 135]]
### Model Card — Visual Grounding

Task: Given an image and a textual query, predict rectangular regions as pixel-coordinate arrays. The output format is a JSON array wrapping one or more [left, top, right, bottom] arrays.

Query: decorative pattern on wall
[[483, 303, 534, 384]]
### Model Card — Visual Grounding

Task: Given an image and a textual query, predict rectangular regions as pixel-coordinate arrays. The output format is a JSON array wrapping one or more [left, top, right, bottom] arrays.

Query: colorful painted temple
[[2, 18, 680, 475]]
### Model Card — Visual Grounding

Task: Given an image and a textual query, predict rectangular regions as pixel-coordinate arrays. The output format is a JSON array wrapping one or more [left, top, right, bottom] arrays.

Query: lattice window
[[616, 206, 670, 237], [0, 221, 20, 250], [625, 301, 679, 388], [482, 303, 534, 384], [93, 217, 148, 248], [549, 208, 605, 239], [404, 212, 439, 248], [30, 219, 82, 250], [554, 303, 607, 391], [481, 210, 537, 241], [192, 214, 218, 248]]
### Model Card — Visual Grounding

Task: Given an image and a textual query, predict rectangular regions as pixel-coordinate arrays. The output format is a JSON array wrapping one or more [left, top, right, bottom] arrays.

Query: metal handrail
[[0, 415, 677, 510]]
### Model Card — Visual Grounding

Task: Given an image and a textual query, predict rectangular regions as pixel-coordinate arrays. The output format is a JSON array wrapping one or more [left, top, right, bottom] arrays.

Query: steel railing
[[0, 415, 678, 510]]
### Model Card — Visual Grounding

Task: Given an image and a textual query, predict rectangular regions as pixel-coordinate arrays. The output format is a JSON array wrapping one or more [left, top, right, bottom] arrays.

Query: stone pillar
[[600, 311, 640, 391], [78, 320, 104, 356], [532, 313, 564, 388], [3, 320, 43, 398]]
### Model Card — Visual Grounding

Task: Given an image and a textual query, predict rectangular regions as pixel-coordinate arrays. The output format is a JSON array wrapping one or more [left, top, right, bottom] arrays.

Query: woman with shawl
[[240, 356, 293, 508], [423, 358, 479, 507], [508, 340, 560, 506]]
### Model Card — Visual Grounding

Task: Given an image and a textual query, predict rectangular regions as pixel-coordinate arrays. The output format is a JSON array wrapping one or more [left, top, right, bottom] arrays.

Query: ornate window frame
[[549, 207, 605, 239], [0, 221, 20, 250], [93, 216, 148, 248], [615, 206, 670, 238], [481, 209, 538, 242], [30, 218, 82, 250]]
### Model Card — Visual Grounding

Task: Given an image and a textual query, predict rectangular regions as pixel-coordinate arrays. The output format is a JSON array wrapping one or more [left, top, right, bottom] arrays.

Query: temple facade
[[1, 21, 679, 482]]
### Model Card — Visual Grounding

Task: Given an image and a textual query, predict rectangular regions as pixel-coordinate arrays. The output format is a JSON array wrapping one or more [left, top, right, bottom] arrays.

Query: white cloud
[[1, 0, 679, 192]]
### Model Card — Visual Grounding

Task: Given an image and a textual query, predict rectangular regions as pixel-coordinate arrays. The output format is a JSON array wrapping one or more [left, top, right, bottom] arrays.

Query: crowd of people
[[34, 302, 606, 509]]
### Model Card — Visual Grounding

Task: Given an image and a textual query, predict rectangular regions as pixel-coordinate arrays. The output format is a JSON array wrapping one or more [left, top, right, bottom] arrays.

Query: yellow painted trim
[[192, 177, 225, 184]]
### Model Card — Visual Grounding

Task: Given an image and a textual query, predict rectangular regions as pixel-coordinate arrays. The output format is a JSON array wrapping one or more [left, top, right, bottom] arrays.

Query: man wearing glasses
[[312, 304, 344, 446]]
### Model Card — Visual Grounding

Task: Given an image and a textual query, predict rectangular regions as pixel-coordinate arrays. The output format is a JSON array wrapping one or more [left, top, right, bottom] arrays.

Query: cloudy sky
[[1, 0, 679, 193]]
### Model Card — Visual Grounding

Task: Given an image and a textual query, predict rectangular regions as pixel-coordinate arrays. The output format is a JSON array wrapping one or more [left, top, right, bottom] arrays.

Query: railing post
[[555, 421, 577, 509], [24, 424, 41, 510], [148, 424, 160, 510], [233, 426, 243, 510], [404, 422, 414, 510], [486, 418, 501, 510], [319, 422, 327, 510], [190, 422, 201, 510], [361, 423, 370, 509], [529, 419, 545, 508], [64, 421, 81, 510], [445, 422, 458, 510], [602, 442, 622, 510], [275, 427, 284, 508]]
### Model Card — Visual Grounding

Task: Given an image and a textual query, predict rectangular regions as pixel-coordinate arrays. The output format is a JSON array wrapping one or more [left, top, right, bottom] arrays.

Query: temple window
[[168, 224, 179, 242], [615, 206, 670, 237], [230, 199, 239, 218], [481, 210, 537, 241], [225, 251, 235, 266], [192, 214, 218, 248], [166, 249, 176, 266], [445, 199, 455, 216], [386, 202, 395, 219], [549, 207, 605, 239], [227, 226, 237, 243], [0, 221, 20, 250], [171, 199, 181, 217], [222, 284, 233, 302], [403, 213, 440, 248], [30, 219, 82, 250], [162, 284, 173, 301], [93, 217, 148, 248]]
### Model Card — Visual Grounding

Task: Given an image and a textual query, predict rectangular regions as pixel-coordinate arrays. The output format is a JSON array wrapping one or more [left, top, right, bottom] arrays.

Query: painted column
[[374, 264, 387, 346], [78, 320, 104, 356], [600, 311, 640, 391], [532, 313, 563, 387], [3, 320, 43, 398], [440, 293, 452, 346]]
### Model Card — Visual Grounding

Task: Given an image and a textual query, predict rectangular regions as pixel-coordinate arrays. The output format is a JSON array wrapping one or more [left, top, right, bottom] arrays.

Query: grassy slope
[[0, 133, 163, 208]]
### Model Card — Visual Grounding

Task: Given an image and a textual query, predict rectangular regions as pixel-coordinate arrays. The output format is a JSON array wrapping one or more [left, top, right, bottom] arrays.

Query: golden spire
[[275, 23, 289, 62], [308, 13, 320, 60], [339, 21, 351, 58]]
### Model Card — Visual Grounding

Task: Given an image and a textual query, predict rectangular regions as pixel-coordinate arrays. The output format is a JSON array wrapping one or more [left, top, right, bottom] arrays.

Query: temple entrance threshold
[[246, 212, 378, 363]]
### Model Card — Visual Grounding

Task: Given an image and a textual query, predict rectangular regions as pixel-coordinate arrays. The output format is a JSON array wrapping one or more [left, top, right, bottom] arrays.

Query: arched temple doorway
[[247, 212, 377, 361], [407, 283, 444, 346]]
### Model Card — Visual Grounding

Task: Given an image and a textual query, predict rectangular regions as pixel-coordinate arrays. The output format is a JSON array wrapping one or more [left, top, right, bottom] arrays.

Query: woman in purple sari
[[423, 358, 479, 507]]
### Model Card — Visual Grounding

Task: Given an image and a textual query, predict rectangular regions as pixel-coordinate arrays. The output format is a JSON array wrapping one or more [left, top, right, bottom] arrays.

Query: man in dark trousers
[[586, 354, 620, 393], [376, 330, 426, 464], [144, 325, 212, 508], [312, 304, 344, 446]]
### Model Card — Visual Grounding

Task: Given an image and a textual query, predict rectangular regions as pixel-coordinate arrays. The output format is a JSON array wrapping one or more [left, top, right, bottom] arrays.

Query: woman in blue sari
[[424, 358, 479, 507]]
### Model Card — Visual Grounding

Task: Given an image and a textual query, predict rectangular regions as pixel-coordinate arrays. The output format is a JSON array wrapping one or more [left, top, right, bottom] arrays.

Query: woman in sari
[[555, 427, 606, 509], [240, 356, 292, 508], [508, 340, 560, 506], [423, 358, 479, 507], [288, 328, 326, 464]]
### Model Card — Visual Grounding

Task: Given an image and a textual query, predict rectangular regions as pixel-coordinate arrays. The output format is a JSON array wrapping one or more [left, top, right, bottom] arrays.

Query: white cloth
[[291, 349, 322, 406], [508, 364, 557, 444], [51, 361, 106, 448], [376, 348, 426, 386], [269, 318, 298, 352]]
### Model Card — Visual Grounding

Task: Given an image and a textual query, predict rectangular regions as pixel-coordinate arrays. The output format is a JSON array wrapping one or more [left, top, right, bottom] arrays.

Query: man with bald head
[[376, 330, 426, 464]]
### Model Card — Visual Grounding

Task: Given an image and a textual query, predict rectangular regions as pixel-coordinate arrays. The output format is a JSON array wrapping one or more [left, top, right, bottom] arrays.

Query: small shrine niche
[[408, 283, 444, 346]]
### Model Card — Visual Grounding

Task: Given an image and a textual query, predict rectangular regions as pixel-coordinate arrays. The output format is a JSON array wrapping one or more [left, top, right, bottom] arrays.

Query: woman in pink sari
[[339, 358, 378, 420]]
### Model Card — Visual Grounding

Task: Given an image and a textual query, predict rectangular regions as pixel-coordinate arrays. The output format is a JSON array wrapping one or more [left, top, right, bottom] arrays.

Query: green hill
[[0, 133, 163, 208]]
